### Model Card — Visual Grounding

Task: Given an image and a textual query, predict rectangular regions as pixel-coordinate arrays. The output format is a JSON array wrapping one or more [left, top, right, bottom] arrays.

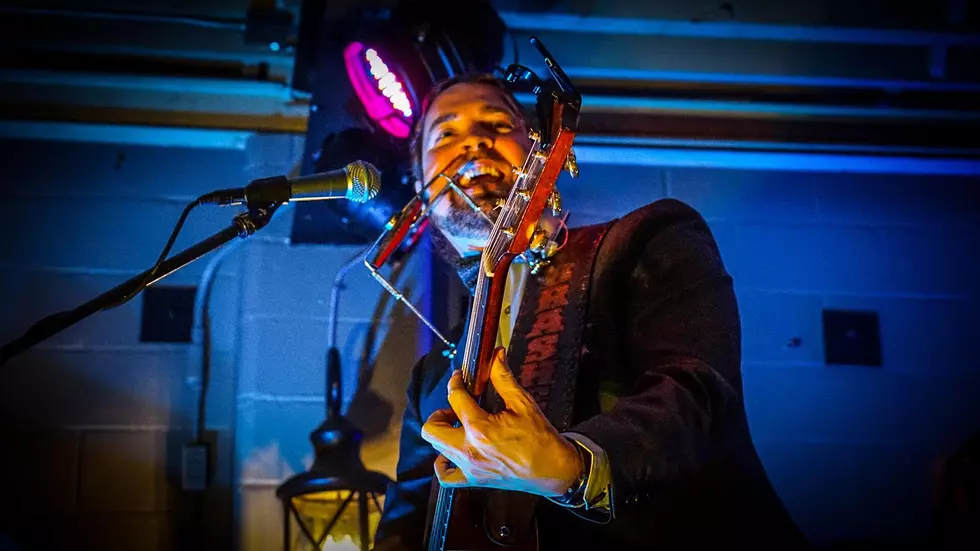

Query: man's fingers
[[427, 407, 458, 426], [434, 455, 469, 488], [421, 408, 465, 452], [447, 369, 487, 425], [489, 347, 536, 413]]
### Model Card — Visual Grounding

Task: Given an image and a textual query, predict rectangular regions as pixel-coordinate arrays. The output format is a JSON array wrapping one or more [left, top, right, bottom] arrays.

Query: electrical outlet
[[822, 309, 882, 367], [181, 443, 209, 492]]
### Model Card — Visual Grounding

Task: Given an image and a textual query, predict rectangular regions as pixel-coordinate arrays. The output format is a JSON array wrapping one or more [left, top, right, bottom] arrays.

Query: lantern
[[277, 348, 392, 550]]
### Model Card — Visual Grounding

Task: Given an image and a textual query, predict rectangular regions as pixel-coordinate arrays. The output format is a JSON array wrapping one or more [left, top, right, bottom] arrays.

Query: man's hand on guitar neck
[[420, 347, 584, 497]]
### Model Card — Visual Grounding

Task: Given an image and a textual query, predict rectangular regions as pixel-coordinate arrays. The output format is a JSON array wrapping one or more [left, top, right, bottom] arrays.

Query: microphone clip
[[198, 175, 290, 208]]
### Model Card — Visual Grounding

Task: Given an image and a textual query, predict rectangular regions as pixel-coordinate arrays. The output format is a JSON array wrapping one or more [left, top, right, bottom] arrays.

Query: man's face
[[418, 81, 531, 255]]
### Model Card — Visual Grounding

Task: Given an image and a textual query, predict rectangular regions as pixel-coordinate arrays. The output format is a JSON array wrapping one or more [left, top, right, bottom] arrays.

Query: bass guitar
[[424, 36, 582, 551]]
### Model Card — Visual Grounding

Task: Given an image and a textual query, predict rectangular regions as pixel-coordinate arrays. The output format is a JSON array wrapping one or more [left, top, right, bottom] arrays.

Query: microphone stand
[[0, 203, 282, 367]]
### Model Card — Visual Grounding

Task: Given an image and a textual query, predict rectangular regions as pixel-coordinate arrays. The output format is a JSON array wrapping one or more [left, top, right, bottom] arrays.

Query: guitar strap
[[508, 221, 610, 429], [480, 220, 611, 545]]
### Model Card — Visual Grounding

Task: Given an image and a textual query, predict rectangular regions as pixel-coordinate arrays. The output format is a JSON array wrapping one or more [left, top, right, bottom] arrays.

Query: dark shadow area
[[345, 251, 414, 441], [0, 350, 235, 551]]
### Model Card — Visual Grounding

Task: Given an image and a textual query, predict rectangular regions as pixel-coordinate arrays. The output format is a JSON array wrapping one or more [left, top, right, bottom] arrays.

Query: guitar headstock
[[481, 37, 581, 275]]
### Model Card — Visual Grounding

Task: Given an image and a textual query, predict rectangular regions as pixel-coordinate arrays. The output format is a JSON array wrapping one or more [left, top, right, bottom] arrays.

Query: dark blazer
[[375, 199, 810, 550]]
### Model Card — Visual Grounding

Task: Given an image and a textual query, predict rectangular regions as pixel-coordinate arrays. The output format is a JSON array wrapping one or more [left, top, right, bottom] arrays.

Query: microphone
[[200, 160, 382, 206]]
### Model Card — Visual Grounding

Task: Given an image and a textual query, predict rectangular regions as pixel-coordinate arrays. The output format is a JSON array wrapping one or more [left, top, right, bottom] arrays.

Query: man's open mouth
[[457, 160, 506, 187]]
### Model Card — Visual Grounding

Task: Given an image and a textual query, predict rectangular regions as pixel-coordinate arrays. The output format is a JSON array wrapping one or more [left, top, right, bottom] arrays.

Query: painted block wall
[[562, 163, 980, 546], [2, 133, 977, 549], [0, 136, 247, 549]]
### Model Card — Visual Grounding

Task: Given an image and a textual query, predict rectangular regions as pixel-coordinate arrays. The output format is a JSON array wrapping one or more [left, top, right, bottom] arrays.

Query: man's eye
[[493, 121, 514, 132], [436, 129, 455, 141]]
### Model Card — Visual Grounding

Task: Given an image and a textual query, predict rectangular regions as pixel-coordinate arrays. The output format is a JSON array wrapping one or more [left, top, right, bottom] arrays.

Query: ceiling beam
[[4, 119, 977, 176], [499, 11, 980, 46], [1, 67, 976, 151]]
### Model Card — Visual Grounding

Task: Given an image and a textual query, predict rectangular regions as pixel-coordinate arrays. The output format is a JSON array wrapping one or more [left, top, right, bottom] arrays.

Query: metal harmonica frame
[[363, 165, 498, 359]]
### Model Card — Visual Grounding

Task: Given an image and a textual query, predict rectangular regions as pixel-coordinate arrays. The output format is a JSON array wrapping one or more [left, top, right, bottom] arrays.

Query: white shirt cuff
[[555, 432, 612, 512]]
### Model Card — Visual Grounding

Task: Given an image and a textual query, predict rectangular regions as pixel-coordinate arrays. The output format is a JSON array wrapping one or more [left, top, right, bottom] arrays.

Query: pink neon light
[[343, 41, 412, 139]]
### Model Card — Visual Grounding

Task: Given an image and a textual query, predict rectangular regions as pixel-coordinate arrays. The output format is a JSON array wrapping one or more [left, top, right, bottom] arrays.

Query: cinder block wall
[[232, 135, 438, 551], [0, 136, 248, 550], [1, 134, 977, 550], [565, 164, 980, 546]]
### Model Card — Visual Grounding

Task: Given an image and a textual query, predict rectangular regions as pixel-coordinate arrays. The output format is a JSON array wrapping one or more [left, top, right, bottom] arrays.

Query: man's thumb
[[490, 347, 534, 408]]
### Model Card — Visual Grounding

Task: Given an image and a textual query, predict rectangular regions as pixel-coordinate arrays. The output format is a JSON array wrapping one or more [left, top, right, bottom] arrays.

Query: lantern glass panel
[[288, 490, 385, 550]]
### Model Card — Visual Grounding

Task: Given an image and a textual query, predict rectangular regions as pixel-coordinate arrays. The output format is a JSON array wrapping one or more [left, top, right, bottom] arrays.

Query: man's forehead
[[424, 83, 517, 124]]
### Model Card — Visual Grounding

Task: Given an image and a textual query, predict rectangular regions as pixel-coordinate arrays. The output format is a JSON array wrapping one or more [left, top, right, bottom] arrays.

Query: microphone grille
[[346, 161, 382, 203]]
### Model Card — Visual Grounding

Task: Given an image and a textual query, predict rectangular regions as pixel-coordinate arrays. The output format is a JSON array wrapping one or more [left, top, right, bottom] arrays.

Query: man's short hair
[[408, 73, 526, 184]]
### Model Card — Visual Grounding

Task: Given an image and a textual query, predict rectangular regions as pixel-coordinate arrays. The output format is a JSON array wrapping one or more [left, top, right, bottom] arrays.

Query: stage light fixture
[[289, 0, 508, 246], [343, 41, 416, 139], [341, 0, 508, 140]]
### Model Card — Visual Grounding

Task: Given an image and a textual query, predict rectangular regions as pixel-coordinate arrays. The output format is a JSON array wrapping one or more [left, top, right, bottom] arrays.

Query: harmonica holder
[[364, 154, 568, 359], [364, 168, 498, 359]]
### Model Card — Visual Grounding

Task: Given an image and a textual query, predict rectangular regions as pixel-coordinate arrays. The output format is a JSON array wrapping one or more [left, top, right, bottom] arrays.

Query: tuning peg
[[548, 190, 562, 216], [529, 228, 559, 273], [530, 228, 549, 253], [564, 148, 579, 178]]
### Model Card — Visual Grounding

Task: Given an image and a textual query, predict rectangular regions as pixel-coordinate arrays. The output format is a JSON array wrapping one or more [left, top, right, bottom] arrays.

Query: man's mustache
[[463, 149, 509, 164], [425, 151, 517, 210]]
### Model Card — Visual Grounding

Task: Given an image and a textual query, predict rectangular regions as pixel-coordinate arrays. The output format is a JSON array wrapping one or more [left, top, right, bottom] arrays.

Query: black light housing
[[290, 127, 416, 249]]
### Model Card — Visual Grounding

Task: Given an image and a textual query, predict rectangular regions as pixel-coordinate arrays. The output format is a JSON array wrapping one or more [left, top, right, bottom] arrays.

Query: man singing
[[372, 73, 809, 550]]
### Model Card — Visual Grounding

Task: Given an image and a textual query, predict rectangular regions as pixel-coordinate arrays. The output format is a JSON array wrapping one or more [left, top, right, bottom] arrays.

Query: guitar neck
[[461, 254, 516, 396], [427, 249, 514, 551], [426, 75, 577, 551]]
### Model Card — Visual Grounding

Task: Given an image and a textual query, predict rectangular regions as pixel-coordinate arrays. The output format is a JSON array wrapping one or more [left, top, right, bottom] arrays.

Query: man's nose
[[460, 130, 493, 153]]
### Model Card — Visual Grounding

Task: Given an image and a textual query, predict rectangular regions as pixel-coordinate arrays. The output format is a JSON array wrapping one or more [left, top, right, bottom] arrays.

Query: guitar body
[[435, 487, 539, 551]]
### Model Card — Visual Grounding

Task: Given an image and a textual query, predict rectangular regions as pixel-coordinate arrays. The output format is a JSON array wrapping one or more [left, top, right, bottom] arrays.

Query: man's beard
[[432, 176, 511, 248]]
